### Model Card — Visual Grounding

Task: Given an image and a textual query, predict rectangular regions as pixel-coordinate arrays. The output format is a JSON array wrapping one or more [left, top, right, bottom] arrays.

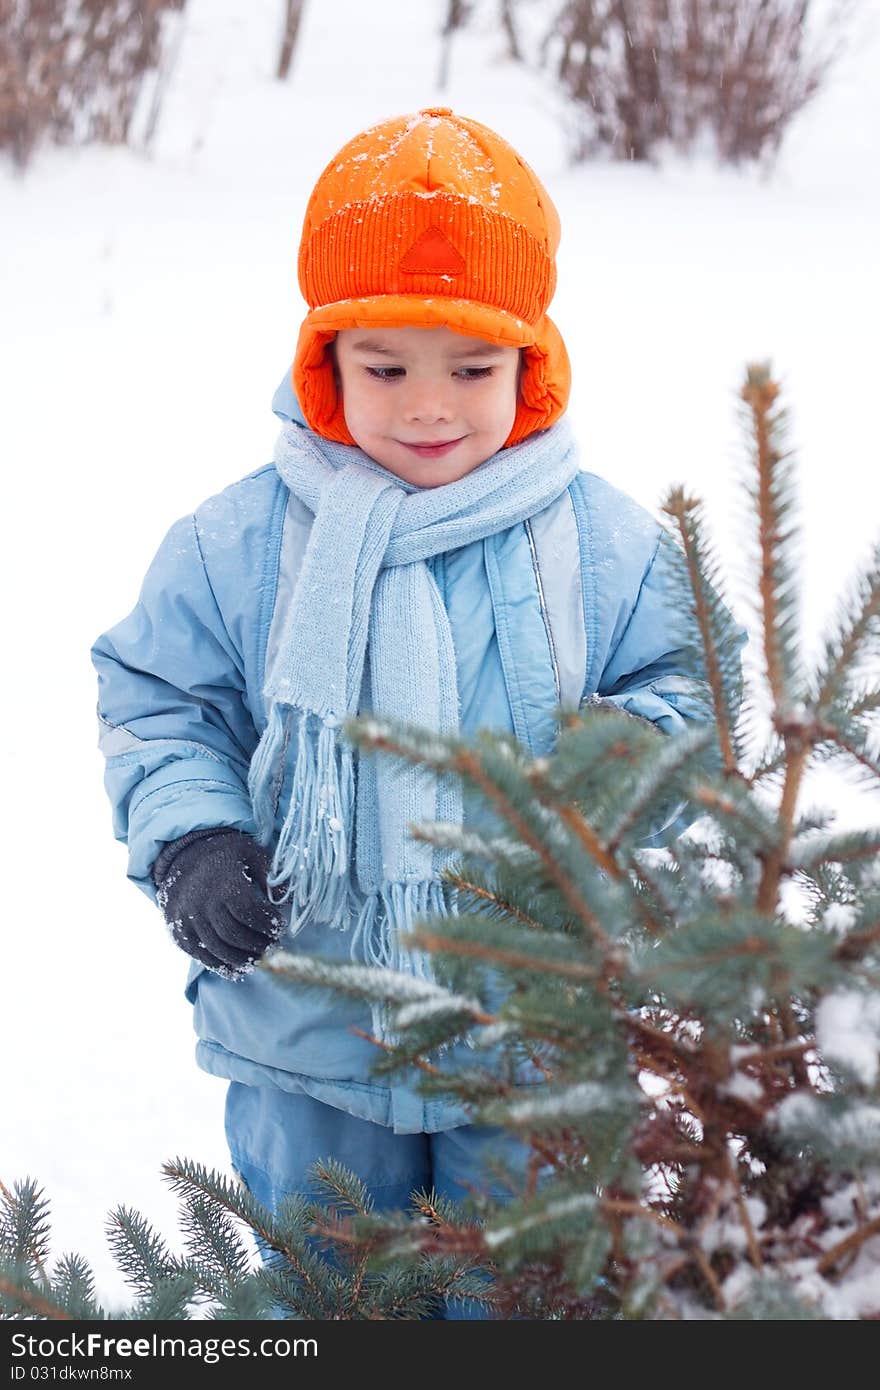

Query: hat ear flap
[[293, 323, 356, 445], [505, 314, 571, 447]]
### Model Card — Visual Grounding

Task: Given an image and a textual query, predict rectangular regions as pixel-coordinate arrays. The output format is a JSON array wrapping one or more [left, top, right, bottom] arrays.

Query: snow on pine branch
[[501, 1081, 629, 1123], [394, 993, 483, 1028], [410, 819, 536, 865], [483, 1192, 598, 1250], [343, 714, 459, 768], [264, 948, 482, 1016]]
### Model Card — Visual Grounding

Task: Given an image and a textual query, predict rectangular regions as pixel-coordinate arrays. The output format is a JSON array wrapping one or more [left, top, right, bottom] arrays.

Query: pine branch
[[816, 1211, 880, 1276], [740, 361, 806, 712], [0, 1270, 73, 1320], [525, 757, 625, 883], [409, 819, 536, 870], [410, 925, 603, 983], [482, 1190, 599, 1253], [625, 1013, 697, 1069], [439, 868, 545, 932], [51, 1253, 101, 1318], [160, 1158, 332, 1315], [456, 746, 618, 953], [605, 721, 714, 855], [177, 1195, 253, 1292], [348, 1026, 444, 1076], [754, 706, 879, 791], [811, 538, 880, 717], [835, 920, 880, 962], [600, 1195, 684, 1237], [627, 852, 682, 928], [724, 1155, 764, 1269], [660, 490, 744, 776], [262, 950, 486, 1023], [731, 1039, 815, 1067], [0, 1177, 52, 1288], [749, 733, 789, 786], [791, 828, 880, 873], [688, 779, 781, 844], [104, 1206, 181, 1297], [440, 851, 586, 940], [818, 720, 880, 786], [308, 1159, 374, 1218], [343, 716, 618, 954], [130, 1270, 199, 1321], [756, 735, 811, 914]]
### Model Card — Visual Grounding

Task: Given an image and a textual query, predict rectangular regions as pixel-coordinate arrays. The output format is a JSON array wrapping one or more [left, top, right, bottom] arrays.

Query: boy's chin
[[374, 452, 493, 489]]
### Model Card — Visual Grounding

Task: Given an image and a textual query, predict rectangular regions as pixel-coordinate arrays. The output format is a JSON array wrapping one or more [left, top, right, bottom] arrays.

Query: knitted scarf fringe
[[250, 707, 469, 1051], [248, 704, 355, 931], [348, 878, 470, 1051]]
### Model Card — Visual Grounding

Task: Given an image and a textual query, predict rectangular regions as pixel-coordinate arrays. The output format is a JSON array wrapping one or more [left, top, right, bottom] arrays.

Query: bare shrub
[[0, 0, 187, 171], [529, 0, 852, 165]]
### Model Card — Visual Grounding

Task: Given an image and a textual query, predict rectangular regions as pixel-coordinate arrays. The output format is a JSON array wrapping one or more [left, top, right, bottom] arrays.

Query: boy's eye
[[364, 366, 495, 382]]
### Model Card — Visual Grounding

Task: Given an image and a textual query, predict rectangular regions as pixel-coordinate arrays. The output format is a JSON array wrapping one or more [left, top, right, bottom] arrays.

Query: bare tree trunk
[[437, 0, 472, 90], [500, 0, 522, 60], [278, 0, 307, 81]]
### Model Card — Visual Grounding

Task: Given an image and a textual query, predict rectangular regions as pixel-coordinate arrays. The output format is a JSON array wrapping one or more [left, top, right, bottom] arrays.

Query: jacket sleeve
[[91, 512, 260, 904], [586, 528, 749, 849]]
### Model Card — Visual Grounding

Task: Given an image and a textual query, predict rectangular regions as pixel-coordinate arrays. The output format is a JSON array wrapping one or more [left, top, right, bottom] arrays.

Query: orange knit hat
[[292, 107, 570, 449]]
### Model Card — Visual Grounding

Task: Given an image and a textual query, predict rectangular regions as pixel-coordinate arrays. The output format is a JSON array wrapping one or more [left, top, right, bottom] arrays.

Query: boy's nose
[[401, 388, 453, 424]]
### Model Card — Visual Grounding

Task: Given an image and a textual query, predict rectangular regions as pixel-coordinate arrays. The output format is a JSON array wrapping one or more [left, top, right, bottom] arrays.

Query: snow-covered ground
[[1, 0, 878, 1313]]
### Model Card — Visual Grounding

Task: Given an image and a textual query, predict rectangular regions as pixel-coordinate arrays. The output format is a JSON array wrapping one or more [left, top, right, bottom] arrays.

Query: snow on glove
[[151, 827, 284, 979]]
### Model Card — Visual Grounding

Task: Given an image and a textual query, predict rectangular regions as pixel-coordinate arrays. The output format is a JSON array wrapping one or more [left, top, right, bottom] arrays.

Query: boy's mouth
[[398, 437, 466, 458]]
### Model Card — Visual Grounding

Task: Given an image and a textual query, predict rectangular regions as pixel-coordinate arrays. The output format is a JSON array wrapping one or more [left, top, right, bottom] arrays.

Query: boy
[[91, 108, 747, 1316]]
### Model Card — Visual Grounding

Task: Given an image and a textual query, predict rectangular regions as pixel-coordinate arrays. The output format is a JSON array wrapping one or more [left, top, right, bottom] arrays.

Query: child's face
[[332, 325, 522, 487]]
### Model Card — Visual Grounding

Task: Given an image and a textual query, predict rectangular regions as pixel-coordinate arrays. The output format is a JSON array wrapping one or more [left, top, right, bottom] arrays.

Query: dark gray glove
[[151, 828, 284, 979]]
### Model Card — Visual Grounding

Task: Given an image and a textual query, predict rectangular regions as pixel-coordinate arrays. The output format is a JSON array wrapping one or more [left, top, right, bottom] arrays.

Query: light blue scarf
[[248, 416, 580, 1042]]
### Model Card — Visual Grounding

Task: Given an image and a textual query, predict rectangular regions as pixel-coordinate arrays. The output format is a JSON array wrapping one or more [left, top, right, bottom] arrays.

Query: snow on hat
[[292, 106, 570, 448]]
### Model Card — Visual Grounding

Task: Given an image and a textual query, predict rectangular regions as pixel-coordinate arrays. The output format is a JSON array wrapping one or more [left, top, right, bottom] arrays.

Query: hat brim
[[304, 295, 538, 347]]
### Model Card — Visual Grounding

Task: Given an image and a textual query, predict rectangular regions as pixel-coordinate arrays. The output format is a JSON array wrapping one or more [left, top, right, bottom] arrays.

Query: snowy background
[[2, 0, 879, 1312]]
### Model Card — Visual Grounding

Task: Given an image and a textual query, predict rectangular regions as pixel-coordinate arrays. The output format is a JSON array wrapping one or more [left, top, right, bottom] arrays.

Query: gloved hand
[[151, 828, 284, 979]]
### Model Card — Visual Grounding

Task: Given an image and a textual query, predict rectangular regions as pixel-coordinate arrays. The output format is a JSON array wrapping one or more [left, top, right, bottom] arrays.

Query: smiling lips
[[399, 437, 466, 457]]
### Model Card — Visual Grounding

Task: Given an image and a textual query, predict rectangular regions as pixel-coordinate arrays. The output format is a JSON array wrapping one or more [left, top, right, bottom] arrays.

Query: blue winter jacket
[[91, 376, 749, 1133]]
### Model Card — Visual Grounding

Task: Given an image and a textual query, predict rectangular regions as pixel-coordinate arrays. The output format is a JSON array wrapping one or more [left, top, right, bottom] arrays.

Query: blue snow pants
[[225, 1081, 533, 1321]]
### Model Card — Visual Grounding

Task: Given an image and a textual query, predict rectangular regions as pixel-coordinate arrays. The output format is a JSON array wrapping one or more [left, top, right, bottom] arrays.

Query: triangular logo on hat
[[399, 225, 466, 276]]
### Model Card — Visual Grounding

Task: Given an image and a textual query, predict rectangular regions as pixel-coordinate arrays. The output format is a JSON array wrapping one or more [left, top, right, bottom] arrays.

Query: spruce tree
[[0, 1165, 486, 1319], [264, 362, 880, 1319], [4, 363, 878, 1320]]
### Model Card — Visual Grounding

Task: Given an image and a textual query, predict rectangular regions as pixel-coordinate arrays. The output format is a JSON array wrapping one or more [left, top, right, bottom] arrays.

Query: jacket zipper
[[524, 518, 561, 704]]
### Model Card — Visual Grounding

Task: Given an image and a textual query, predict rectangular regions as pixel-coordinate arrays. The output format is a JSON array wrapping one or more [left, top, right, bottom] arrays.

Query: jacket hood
[[271, 364, 421, 492], [272, 367, 309, 428]]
